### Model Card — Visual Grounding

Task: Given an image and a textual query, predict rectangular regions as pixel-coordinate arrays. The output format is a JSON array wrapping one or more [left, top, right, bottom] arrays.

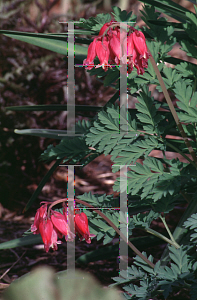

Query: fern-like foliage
[[89, 210, 120, 245], [128, 210, 160, 232], [112, 136, 159, 170], [78, 13, 112, 32], [184, 213, 197, 245], [40, 136, 91, 164], [173, 80, 197, 123], [77, 192, 119, 208], [114, 157, 190, 202], [86, 86, 166, 173], [135, 86, 165, 134], [112, 85, 165, 172], [156, 66, 183, 92], [86, 104, 139, 162], [77, 193, 121, 244], [112, 246, 197, 299]]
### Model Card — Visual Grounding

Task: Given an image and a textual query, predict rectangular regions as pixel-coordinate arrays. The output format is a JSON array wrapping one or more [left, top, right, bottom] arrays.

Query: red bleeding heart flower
[[31, 204, 47, 234], [75, 212, 92, 244], [95, 40, 110, 70], [31, 203, 94, 252], [31, 205, 65, 252], [83, 21, 150, 75], [133, 30, 148, 58], [38, 219, 61, 252], [83, 38, 97, 70], [51, 210, 68, 238]]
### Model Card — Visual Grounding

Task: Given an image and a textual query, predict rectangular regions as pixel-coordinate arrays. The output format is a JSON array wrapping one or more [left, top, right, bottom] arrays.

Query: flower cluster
[[31, 203, 92, 252], [83, 21, 150, 75]]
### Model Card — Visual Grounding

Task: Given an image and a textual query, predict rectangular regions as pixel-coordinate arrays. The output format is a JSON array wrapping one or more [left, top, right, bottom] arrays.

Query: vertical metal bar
[[67, 22, 75, 135], [119, 22, 128, 277], [67, 165, 75, 273]]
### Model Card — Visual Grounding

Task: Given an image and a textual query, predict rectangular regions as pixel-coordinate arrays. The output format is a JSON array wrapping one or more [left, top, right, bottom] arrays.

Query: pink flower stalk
[[83, 21, 150, 75]]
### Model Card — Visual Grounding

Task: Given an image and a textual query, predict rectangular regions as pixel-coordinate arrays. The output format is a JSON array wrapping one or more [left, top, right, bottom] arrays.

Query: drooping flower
[[132, 30, 148, 58], [83, 21, 150, 75], [75, 212, 92, 244], [31, 204, 47, 234], [50, 227, 61, 251], [109, 33, 122, 64], [95, 40, 110, 70], [83, 38, 97, 70], [31, 203, 94, 252], [51, 210, 68, 238], [31, 205, 63, 252], [38, 219, 61, 253]]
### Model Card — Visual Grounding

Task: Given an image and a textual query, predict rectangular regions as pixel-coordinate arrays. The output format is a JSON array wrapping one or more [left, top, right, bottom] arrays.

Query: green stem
[[48, 198, 155, 269], [147, 47, 197, 166], [143, 228, 180, 249], [166, 141, 197, 169], [160, 215, 180, 248], [160, 198, 197, 266]]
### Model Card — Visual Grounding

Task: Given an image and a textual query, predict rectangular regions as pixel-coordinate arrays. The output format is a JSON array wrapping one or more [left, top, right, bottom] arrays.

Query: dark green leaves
[[139, 0, 193, 22], [112, 136, 159, 168], [173, 81, 197, 123], [78, 13, 112, 32], [86, 104, 139, 156], [114, 157, 188, 202], [136, 86, 164, 134], [129, 210, 160, 231], [40, 136, 90, 164], [112, 246, 194, 299], [184, 213, 197, 244], [112, 6, 136, 23]]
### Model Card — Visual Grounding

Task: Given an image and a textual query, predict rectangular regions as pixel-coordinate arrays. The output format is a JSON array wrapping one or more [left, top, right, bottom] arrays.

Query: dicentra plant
[[1, 1, 197, 299]]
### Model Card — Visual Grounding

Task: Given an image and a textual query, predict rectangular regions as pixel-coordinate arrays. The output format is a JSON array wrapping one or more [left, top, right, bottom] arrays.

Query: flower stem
[[160, 215, 180, 248], [143, 227, 180, 249], [147, 47, 197, 166], [48, 197, 155, 269]]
